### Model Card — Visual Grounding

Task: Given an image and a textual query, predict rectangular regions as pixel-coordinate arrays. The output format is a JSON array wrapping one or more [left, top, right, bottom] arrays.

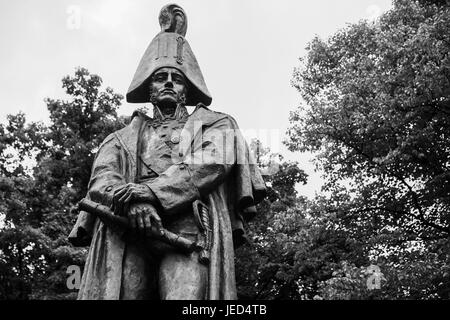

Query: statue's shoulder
[[94, 132, 118, 155], [97, 112, 145, 149], [112, 110, 149, 137], [192, 104, 238, 127]]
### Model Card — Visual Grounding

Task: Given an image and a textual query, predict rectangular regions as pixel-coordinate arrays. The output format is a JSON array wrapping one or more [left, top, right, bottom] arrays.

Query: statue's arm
[[143, 117, 236, 215], [69, 134, 126, 245], [87, 134, 126, 207]]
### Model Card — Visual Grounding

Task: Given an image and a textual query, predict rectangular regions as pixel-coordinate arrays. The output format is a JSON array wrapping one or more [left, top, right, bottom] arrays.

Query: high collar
[[153, 104, 189, 121]]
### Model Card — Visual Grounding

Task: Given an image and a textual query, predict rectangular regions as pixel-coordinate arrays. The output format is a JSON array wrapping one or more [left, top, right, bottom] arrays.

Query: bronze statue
[[69, 4, 266, 300]]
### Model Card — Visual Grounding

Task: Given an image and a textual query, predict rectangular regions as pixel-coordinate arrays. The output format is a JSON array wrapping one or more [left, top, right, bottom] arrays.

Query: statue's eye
[[173, 76, 185, 84], [153, 73, 167, 82]]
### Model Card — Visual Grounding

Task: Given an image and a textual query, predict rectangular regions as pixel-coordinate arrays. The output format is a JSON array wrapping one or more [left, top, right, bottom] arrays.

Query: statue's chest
[[139, 118, 186, 180]]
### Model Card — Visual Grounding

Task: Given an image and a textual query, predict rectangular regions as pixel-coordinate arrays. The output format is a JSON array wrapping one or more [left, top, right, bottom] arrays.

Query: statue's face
[[150, 67, 187, 107]]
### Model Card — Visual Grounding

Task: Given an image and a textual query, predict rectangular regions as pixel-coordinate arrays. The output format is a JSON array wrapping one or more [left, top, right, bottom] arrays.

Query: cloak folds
[[69, 105, 266, 299]]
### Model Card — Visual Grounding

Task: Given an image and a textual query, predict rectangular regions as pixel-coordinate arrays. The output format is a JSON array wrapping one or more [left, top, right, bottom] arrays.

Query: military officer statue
[[69, 4, 266, 300]]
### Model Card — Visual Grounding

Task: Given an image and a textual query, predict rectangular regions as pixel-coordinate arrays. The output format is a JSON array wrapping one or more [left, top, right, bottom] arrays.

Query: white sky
[[0, 0, 392, 198]]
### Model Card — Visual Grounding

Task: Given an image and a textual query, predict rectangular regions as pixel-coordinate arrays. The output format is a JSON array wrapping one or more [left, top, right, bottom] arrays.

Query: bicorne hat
[[126, 4, 212, 106]]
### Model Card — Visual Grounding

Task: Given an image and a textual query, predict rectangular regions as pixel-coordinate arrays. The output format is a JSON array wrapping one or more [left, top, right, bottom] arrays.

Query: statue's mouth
[[161, 89, 176, 95]]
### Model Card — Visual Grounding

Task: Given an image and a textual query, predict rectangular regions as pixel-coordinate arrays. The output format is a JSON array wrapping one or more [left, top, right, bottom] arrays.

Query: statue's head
[[126, 4, 212, 107], [149, 67, 187, 108]]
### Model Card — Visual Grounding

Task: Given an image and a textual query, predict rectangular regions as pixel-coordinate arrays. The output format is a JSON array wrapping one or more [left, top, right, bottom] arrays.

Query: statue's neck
[[153, 104, 188, 120]]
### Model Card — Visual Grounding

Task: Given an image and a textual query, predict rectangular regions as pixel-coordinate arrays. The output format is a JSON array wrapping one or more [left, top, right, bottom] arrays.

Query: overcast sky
[[0, 0, 392, 198]]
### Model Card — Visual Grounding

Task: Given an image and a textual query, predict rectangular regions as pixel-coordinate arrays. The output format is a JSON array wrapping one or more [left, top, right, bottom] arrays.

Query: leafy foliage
[[286, 0, 450, 299], [0, 68, 125, 299]]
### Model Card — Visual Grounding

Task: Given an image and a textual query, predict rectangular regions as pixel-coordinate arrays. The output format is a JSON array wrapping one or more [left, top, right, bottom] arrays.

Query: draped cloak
[[68, 104, 266, 299]]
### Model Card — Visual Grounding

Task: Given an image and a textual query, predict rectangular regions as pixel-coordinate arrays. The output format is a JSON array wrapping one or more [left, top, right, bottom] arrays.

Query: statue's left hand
[[111, 183, 156, 216]]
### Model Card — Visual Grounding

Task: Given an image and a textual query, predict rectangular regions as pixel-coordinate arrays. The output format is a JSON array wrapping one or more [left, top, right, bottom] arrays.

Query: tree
[[287, 0, 450, 299], [0, 68, 125, 299], [235, 139, 311, 299], [234, 141, 371, 300]]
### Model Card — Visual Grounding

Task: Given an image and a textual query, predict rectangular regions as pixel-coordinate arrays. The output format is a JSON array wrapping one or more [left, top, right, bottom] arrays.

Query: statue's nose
[[164, 80, 174, 88]]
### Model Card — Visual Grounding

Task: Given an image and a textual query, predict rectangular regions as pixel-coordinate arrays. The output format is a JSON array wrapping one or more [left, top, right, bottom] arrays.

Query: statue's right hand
[[111, 183, 157, 217], [128, 202, 163, 238]]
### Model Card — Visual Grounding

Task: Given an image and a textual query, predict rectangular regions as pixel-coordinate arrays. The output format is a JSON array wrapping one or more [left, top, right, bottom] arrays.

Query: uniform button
[[179, 165, 185, 170], [106, 186, 113, 192], [171, 136, 180, 144]]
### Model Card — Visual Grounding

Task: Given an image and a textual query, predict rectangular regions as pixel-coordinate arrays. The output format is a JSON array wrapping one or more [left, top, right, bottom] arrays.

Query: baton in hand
[[77, 198, 202, 255]]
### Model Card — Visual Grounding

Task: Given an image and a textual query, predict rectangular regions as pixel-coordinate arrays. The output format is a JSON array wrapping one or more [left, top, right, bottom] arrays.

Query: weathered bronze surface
[[69, 4, 266, 300]]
